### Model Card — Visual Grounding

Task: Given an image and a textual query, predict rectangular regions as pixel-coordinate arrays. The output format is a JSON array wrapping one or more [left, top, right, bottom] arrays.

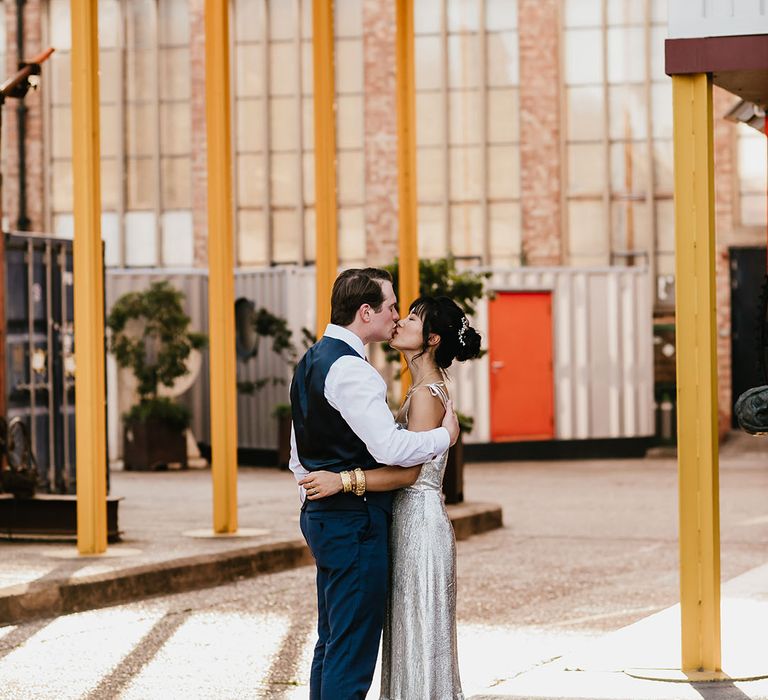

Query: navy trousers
[[299, 505, 389, 700]]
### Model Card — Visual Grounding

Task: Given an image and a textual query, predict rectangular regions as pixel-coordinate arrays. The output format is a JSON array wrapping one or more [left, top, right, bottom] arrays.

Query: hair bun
[[455, 323, 481, 362]]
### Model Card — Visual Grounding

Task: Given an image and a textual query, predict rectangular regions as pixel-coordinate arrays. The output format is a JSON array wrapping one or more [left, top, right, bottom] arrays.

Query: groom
[[289, 267, 459, 699]]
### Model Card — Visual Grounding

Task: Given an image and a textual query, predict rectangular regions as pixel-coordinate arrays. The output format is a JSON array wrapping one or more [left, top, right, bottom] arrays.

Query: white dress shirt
[[289, 324, 451, 501]]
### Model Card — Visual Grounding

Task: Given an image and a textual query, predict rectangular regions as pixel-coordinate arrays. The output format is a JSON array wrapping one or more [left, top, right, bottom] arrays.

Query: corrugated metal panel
[[107, 265, 653, 455], [669, 0, 768, 39]]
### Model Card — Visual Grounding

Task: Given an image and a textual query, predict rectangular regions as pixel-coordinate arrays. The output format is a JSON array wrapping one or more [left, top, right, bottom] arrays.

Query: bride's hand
[[299, 471, 343, 500]]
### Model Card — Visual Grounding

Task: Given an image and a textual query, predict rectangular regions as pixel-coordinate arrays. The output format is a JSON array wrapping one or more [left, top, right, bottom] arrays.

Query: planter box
[[0, 494, 122, 541], [124, 418, 187, 471]]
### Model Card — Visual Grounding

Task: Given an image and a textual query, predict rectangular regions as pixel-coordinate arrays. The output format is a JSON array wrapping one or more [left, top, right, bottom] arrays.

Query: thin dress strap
[[425, 382, 450, 408]]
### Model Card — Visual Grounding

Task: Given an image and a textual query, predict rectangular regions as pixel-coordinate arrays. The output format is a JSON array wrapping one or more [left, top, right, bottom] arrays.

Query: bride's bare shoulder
[[406, 385, 447, 431]]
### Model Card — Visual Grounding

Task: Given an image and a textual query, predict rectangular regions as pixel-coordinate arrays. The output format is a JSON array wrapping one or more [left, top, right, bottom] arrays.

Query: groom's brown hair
[[330, 267, 393, 326]]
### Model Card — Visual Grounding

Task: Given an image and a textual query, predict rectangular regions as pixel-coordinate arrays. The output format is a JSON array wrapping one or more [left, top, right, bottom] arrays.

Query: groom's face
[[367, 280, 400, 343]]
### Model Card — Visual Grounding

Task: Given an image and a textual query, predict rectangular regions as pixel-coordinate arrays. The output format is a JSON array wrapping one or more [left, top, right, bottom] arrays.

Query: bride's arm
[[301, 388, 447, 499]]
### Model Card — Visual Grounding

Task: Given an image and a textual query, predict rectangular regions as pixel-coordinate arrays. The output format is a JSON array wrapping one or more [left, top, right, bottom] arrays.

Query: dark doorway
[[730, 246, 767, 427]]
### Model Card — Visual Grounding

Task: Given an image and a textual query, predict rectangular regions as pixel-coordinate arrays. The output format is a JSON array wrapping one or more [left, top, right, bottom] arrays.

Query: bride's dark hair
[[409, 296, 481, 370]]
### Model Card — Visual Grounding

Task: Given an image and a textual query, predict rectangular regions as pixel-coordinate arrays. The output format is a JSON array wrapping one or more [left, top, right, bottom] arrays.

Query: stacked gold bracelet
[[353, 468, 366, 497], [340, 470, 353, 494]]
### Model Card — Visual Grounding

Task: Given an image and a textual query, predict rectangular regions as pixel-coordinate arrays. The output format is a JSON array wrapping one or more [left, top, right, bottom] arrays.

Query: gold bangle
[[340, 470, 352, 494], [353, 467, 366, 496]]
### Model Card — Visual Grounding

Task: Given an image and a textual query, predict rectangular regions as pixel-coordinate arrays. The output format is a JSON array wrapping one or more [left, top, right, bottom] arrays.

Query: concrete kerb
[[0, 501, 502, 626]]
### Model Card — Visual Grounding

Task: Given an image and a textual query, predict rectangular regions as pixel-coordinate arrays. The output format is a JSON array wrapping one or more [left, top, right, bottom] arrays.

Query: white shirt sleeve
[[324, 355, 450, 467], [288, 424, 307, 503]]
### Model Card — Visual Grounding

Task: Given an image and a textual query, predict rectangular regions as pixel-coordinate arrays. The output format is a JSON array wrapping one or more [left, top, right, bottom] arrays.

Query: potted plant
[[272, 403, 293, 468], [107, 281, 207, 471], [384, 257, 492, 504]]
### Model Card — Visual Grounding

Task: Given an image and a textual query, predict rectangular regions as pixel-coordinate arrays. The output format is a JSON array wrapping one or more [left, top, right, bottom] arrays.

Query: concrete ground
[[0, 432, 766, 698]]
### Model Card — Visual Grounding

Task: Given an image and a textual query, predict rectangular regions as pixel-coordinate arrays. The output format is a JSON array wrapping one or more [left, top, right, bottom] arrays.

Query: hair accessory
[[457, 316, 469, 347]]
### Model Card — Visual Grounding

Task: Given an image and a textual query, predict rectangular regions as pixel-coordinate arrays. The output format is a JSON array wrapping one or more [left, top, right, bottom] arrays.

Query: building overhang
[[665, 34, 768, 107]]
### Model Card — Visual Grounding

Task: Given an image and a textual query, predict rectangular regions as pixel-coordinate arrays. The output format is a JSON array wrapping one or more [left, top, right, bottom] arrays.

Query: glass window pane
[[336, 39, 364, 94], [450, 146, 481, 200], [270, 2, 295, 41], [52, 160, 73, 212], [160, 48, 191, 101], [127, 51, 155, 101], [100, 106, 119, 158], [489, 202, 521, 263], [415, 0, 442, 34], [303, 206, 316, 261], [487, 0, 518, 31], [611, 200, 648, 254], [161, 211, 194, 266], [338, 151, 364, 205], [607, 0, 645, 25], [161, 158, 191, 209], [272, 209, 302, 263], [448, 0, 479, 32], [50, 53, 71, 106], [607, 26, 645, 84], [125, 211, 157, 267], [449, 90, 480, 145], [271, 153, 299, 206], [418, 205, 447, 258], [98, 0, 121, 48], [448, 34, 480, 89], [99, 50, 121, 103], [101, 158, 123, 209], [159, 0, 190, 45], [651, 82, 673, 140], [270, 43, 297, 97], [101, 212, 120, 267], [416, 36, 443, 91], [52, 106, 72, 159], [568, 143, 605, 194], [127, 104, 155, 158], [610, 141, 647, 194], [564, 0, 602, 27], [336, 95, 363, 149], [302, 40, 313, 95], [338, 207, 365, 264], [126, 0, 154, 49], [303, 97, 314, 149], [417, 92, 445, 147], [653, 139, 673, 193], [567, 86, 604, 141], [608, 84, 647, 140], [564, 29, 603, 85], [127, 157, 155, 209], [488, 145, 519, 199], [160, 103, 191, 156], [53, 213, 74, 238], [567, 200, 608, 264], [235, 0, 262, 42], [335, 0, 362, 38], [237, 99, 264, 152], [450, 203, 483, 258], [741, 194, 767, 226], [487, 32, 519, 87], [488, 88, 519, 143], [270, 97, 299, 151], [417, 148, 446, 202], [655, 199, 674, 254], [237, 209, 267, 265], [651, 26, 667, 81], [237, 44, 264, 98], [739, 125, 768, 191], [237, 154, 266, 207], [303, 151, 315, 205], [49, 0, 72, 50]]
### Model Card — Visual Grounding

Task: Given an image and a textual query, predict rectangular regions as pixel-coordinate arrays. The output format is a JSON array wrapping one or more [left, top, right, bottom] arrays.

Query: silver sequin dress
[[380, 383, 464, 700]]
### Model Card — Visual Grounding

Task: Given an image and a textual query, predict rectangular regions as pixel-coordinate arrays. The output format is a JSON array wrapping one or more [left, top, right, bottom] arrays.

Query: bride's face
[[390, 311, 424, 352]]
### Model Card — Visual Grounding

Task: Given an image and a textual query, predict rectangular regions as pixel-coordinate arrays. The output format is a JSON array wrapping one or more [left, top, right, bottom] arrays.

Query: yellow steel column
[[672, 73, 721, 673], [313, 0, 338, 338], [71, 0, 107, 555], [205, 0, 238, 533], [396, 0, 418, 394]]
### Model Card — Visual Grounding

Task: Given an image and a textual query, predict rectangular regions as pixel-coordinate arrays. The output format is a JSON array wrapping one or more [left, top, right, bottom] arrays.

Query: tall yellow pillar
[[71, 0, 107, 555], [313, 0, 338, 338], [672, 73, 721, 673], [396, 0, 418, 394], [204, 0, 238, 533]]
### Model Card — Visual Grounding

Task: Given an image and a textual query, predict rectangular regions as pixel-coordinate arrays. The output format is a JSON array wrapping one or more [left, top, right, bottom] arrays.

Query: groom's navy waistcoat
[[291, 336, 393, 513]]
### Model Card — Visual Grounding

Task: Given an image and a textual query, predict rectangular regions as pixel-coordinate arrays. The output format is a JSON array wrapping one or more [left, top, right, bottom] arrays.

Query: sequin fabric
[[380, 383, 464, 700]]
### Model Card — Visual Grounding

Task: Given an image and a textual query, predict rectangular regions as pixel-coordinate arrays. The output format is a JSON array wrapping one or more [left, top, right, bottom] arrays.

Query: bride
[[303, 295, 481, 699]]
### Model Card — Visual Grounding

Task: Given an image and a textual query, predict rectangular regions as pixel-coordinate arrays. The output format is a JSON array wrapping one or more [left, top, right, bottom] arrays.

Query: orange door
[[489, 291, 554, 441]]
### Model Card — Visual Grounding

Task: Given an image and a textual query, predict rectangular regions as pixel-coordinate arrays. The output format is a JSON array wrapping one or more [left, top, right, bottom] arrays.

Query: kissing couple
[[289, 267, 481, 699]]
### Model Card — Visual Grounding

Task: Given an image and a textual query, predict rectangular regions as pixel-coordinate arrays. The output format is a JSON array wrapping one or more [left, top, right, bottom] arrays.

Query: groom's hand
[[442, 400, 460, 446]]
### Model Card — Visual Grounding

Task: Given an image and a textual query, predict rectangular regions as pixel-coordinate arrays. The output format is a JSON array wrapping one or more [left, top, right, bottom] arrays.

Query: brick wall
[[518, 0, 562, 266], [362, 0, 398, 266], [3, 0, 45, 234]]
